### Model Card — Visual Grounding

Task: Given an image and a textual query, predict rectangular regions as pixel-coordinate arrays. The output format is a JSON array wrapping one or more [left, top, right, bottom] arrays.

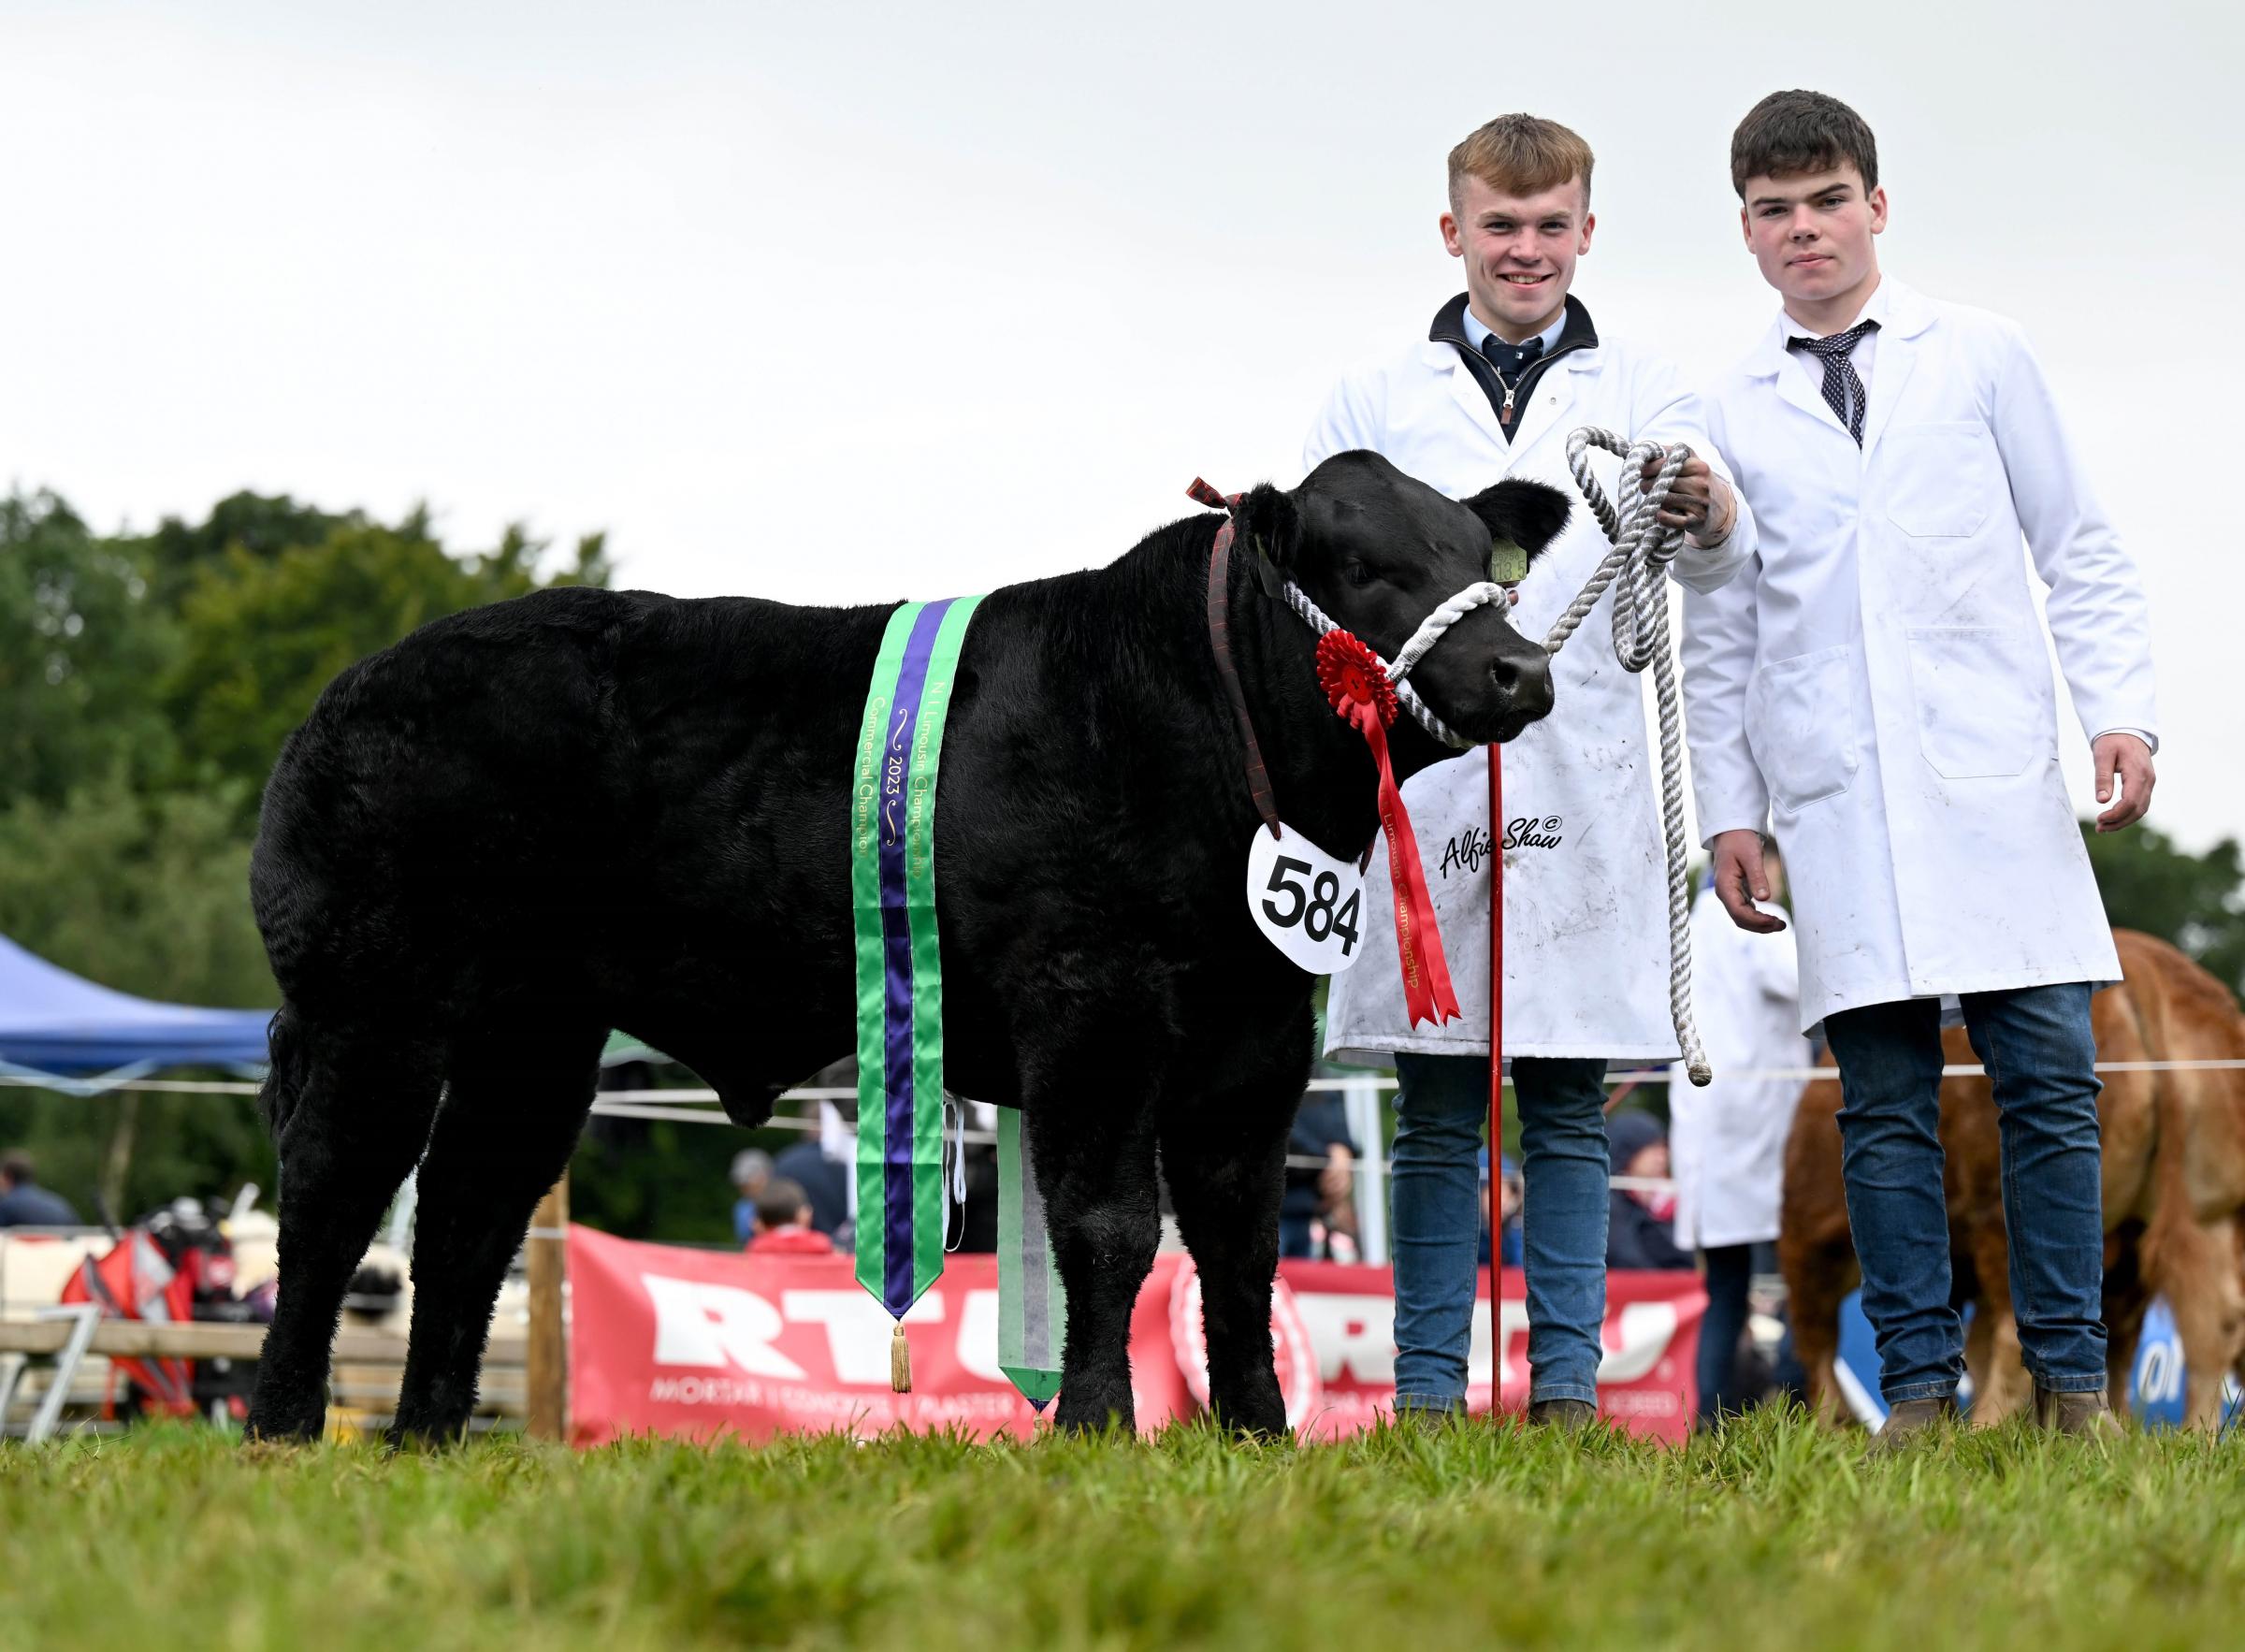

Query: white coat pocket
[[1905, 626, 2047, 779], [1882, 422, 1993, 538], [1745, 645, 1860, 812]]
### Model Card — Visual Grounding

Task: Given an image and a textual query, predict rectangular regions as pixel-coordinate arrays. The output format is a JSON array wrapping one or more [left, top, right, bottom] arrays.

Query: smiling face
[[1282, 452, 1567, 745], [1740, 163, 1887, 330], [1441, 171, 1593, 343]]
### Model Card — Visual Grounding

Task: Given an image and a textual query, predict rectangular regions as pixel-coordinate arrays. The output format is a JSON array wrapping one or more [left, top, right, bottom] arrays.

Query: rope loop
[[1543, 427, 1713, 1086]]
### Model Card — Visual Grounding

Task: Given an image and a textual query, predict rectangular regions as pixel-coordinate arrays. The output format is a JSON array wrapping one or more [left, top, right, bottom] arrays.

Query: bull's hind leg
[[1156, 1055, 1303, 1439], [247, 1027, 446, 1442], [390, 1023, 605, 1445]]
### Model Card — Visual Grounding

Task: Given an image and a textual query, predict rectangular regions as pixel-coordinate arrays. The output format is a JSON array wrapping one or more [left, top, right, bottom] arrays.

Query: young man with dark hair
[[1308, 113, 1755, 1427], [1685, 90, 2158, 1441]]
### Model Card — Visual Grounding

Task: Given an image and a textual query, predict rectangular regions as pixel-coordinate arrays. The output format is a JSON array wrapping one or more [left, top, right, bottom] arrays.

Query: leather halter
[[1189, 478, 1282, 839]]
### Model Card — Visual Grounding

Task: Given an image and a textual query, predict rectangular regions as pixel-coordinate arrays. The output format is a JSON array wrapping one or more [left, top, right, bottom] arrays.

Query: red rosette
[[1311, 628, 1459, 1029], [1314, 630, 1398, 730]]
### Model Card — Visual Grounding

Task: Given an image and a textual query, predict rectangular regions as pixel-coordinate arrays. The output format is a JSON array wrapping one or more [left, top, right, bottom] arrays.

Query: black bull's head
[[1228, 449, 1569, 746]]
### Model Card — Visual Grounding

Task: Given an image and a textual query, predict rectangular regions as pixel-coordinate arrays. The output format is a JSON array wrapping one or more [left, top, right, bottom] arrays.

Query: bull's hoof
[[1053, 1382, 1137, 1437], [1208, 1383, 1290, 1442], [242, 1404, 326, 1446], [384, 1420, 468, 1454]]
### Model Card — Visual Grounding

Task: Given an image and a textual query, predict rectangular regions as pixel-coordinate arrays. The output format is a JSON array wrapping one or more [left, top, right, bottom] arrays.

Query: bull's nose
[[1491, 645, 1555, 721]]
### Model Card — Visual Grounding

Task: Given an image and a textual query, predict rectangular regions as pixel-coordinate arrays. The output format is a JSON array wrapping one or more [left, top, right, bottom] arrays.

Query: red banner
[[566, 1226, 1704, 1446]]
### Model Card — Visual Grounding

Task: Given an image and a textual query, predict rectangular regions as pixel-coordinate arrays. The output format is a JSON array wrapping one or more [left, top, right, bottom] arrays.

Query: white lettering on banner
[[782, 1290, 946, 1385], [641, 1275, 806, 1379], [1596, 1302, 1680, 1383], [1298, 1290, 1677, 1386], [1289, 1293, 1398, 1385]]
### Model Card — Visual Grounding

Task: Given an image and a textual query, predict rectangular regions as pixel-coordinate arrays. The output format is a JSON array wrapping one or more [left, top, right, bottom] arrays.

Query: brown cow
[[1779, 930, 2245, 1427]]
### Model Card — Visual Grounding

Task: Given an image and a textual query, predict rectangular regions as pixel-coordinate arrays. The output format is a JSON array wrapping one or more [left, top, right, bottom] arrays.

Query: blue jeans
[[1823, 984, 2107, 1404], [1697, 1242, 1754, 1425], [1390, 1051, 1609, 1409]]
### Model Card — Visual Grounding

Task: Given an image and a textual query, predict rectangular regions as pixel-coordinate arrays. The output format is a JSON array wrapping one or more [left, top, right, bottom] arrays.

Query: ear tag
[[1246, 824, 1368, 975], [1489, 539, 1528, 586]]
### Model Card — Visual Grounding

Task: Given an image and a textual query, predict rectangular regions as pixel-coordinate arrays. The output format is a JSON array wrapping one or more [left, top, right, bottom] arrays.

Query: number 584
[[1261, 856, 1361, 954]]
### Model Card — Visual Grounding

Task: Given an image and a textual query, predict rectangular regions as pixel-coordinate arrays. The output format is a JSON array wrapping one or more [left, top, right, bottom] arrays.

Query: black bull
[[243, 450, 1570, 1442]]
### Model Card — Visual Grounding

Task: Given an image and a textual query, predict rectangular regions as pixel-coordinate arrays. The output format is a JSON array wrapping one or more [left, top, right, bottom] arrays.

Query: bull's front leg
[[1024, 1064, 1163, 1435], [1156, 1057, 1303, 1439]]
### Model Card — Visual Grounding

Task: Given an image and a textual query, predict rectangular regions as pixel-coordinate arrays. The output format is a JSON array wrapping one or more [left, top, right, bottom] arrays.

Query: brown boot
[[1527, 1398, 1598, 1429], [2034, 1384, 2120, 1437], [1866, 1394, 1957, 1456]]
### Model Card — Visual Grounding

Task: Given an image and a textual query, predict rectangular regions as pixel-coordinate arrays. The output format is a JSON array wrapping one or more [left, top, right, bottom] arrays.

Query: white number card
[[1246, 823, 1367, 975]]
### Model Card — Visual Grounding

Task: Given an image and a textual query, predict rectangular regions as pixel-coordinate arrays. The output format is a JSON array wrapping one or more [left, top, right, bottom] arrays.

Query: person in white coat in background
[[1668, 841, 1802, 1426], [1684, 91, 2158, 1443], [1307, 114, 1755, 1427]]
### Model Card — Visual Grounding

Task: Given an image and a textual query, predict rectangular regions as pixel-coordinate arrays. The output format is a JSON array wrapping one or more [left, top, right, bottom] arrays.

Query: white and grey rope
[[1546, 427, 1710, 1086], [1278, 578, 1509, 750], [1276, 436, 1712, 1083]]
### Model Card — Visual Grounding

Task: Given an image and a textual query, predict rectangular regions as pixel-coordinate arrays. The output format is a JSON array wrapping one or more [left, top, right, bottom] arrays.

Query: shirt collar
[[1464, 303, 1568, 358], [1430, 291, 1596, 361], [1781, 272, 1890, 343]]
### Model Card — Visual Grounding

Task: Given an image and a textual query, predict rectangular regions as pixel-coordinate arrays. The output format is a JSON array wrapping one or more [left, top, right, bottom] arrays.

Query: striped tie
[[1788, 320, 1877, 444]]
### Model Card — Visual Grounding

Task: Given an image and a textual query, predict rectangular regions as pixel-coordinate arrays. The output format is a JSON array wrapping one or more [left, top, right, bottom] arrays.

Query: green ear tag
[[1489, 539, 1528, 585]]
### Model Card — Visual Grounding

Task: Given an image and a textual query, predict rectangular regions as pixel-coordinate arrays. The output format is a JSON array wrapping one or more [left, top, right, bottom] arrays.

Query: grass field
[[3, 1413, 2240, 1650]]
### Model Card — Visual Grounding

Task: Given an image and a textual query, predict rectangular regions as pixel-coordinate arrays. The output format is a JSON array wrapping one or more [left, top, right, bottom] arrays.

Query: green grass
[[3, 1411, 2240, 1650]]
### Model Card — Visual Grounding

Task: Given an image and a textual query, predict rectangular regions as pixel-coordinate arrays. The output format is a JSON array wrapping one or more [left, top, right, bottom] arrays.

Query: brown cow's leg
[[1781, 1237, 1857, 1425], [2162, 1217, 2245, 1430], [1156, 1052, 1303, 1439], [1966, 1224, 2028, 1426], [246, 1022, 446, 1442]]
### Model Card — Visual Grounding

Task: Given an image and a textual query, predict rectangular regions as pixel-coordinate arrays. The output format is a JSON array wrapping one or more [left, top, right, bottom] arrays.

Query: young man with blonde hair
[[1308, 114, 1754, 1425], [1685, 90, 2157, 1440]]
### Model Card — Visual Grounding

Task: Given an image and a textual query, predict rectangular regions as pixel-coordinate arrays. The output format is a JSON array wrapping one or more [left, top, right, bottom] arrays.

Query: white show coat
[[1310, 303, 1755, 1064], [1683, 279, 2157, 1031], [1668, 884, 1802, 1251]]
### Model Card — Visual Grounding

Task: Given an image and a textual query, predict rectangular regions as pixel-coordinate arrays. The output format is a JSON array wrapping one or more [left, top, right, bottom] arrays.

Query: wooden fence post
[[526, 1172, 569, 1442]]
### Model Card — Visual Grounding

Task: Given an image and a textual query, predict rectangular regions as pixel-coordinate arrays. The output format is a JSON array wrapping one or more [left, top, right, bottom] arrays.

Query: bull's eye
[[1341, 560, 1378, 588]]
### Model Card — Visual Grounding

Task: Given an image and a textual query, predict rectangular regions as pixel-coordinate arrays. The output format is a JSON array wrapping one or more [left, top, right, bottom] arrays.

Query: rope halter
[[1279, 580, 1513, 750], [1187, 478, 1523, 752]]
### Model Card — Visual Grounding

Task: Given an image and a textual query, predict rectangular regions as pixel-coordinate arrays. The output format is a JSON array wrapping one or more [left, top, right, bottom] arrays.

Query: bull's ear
[[1233, 483, 1302, 598], [1463, 478, 1572, 582]]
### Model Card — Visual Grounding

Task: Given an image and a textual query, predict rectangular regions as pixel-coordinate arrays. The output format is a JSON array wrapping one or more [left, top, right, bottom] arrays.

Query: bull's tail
[[259, 1000, 311, 1144]]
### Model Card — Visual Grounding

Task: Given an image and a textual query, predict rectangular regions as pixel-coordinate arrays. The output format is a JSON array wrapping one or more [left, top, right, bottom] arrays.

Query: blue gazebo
[[0, 934, 273, 1091]]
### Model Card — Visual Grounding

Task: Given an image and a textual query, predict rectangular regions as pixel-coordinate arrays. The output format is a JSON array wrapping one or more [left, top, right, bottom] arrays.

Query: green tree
[[1, 491, 611, 1221], [0, 772, 274, 1008], [158, 515, 610, 804], [2083, 820, 2245, 1003], [0, 491, 181, 810]]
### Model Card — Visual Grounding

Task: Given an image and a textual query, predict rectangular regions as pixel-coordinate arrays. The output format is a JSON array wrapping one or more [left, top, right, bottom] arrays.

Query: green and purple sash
[[852, 596, 981, 1320], [848, 593, 1065, 1408]]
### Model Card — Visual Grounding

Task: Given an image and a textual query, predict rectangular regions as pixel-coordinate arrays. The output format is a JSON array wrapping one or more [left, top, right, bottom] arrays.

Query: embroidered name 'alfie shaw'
[[1436, 818, 1567, 878]]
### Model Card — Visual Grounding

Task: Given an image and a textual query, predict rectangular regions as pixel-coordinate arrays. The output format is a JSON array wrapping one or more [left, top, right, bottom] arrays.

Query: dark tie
[[1482, 331, 1544, 377], [1788, 320, 1877, 443]]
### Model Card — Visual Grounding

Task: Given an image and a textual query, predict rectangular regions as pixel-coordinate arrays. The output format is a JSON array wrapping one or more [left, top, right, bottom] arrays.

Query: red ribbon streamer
[[1315, 630, 1461, 1028]]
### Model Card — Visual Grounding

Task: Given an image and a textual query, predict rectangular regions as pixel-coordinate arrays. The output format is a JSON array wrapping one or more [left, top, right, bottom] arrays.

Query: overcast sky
[[4, 1, 2238, 848]]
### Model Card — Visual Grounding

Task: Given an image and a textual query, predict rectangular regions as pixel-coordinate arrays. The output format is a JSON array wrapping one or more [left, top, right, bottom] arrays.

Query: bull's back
[[251, 585, 898, 997]]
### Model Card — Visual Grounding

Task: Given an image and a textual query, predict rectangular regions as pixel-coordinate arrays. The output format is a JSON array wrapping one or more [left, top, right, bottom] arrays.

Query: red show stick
[[1487, 741, 1503, 1424]]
